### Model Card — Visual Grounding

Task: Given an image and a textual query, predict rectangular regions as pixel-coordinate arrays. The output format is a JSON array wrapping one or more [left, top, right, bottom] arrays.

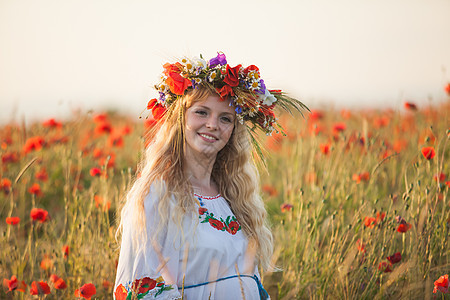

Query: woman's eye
[[221, 117, 232, 123], [195, 110, 207, 116]]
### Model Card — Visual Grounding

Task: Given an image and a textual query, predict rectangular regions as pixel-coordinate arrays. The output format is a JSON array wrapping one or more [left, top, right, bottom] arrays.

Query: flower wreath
[[146, 52, 307, 136]]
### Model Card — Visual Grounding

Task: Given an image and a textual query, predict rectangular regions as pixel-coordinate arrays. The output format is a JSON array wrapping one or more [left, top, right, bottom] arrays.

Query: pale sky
[[1, 0, 449, 124]]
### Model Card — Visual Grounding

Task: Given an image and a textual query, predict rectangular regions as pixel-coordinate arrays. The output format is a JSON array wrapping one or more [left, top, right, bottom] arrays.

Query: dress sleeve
[[114, 189, 182, 300]]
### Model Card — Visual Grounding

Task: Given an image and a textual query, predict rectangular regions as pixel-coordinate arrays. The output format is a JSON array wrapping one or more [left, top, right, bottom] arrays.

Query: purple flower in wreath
[[257, 79, 266, 94], [208, 52, 227, 68], [158, 91, 166, 102]]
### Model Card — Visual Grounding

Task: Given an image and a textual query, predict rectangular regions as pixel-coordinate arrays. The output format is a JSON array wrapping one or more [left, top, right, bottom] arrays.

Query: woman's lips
[[198, 133, 218, 142]]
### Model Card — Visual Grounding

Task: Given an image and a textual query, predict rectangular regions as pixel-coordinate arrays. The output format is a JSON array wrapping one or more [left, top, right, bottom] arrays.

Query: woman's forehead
[[192, 95, 235, 114]]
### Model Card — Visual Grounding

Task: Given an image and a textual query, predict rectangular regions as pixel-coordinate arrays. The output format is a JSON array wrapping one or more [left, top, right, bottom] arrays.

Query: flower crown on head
[[146, 52, 307, 136]]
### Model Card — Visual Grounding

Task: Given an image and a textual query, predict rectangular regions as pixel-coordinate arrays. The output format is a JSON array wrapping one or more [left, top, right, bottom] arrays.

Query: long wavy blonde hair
[[116, 87, 273, 270]]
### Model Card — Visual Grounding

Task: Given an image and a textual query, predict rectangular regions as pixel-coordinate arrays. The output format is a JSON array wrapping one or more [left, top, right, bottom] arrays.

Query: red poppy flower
[[30, 208, 49, 223], [387, 252, 402, 264], [216, 85, 235, 99], [94, 195, 111, 211], [223, 64, 242, 87], [107, 134, 124, 148], [30, 281, 51, 295], [226, 221, 240, 235], [198, 207, 208, 215], [50, 274, 67, 289], [404, 102, 417, 111], [262, 184, 278, 197], [35, 168, 49, 182], [433, 274, 449, 294], [1, 178, 12, 194], [373, 116, 390, 128], [122, 125, 132, 135], [89, 167, 101, 177], [320, 143, 330, 155], [352, 172, 370, 184], [356, 239, 366, 254], [42, 118, 63, 129], [376, 212, 386, 223], [309, 110, 323, 121], [444, 83, 450, 95], [332, 123, 346, 134], [397, 223, 412, 233], [40, 257, 53, 270], [6, 216, 20, 225], [132, 277, 156, 294], [99, 152, 115, 169], [102, 280, 112, 289], [62, 245, 70, 258], [74, 283, 96, 299], [378, 261, 393, 273], [94, 122, 112, 135], [3, 275, 27, 292], [93, 113, 108, 123], [163, 62, 183, 76], [364, 217, 377, 228], [23, 136, 45, 154], [341, 109, 351, 119], [209, 219, 225, 231], [243, 64, 259, 75], [280, 203, 293, 213], [421, 147, 435, 160], [166, 72, 192, 95], [2, 152, 19, 164], [433, 173, 446, 182], [147, 98, 167, 121], [28, 183, 42, 196]]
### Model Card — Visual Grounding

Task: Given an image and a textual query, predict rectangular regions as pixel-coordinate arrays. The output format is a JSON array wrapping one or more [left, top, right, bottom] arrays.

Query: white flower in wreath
[[192, 57, 207, 69], [259, 89, 277, 106]]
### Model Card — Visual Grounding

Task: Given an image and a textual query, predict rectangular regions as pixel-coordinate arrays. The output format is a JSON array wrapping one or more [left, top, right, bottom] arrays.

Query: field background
[[0, 101, 448, 299]]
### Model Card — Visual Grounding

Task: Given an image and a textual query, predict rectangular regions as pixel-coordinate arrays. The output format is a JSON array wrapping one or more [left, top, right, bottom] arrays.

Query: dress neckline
[[194, 193, 221, 200]]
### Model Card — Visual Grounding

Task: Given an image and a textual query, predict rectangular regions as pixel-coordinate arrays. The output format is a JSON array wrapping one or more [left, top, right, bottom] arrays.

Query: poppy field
[[1, 95, 449, 299]]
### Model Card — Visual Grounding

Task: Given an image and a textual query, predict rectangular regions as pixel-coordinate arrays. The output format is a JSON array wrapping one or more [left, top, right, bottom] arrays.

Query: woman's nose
[[206, 116, 218, 130]]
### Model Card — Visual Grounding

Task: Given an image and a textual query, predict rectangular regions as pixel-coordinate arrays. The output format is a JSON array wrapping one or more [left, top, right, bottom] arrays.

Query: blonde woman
[[114, 53, 305, 300]]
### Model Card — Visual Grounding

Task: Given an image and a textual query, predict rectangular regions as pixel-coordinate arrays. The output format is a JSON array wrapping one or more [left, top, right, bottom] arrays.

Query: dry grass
[[0, 103, 448, 299]]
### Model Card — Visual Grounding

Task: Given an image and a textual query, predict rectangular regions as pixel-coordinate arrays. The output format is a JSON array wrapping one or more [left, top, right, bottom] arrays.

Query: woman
[[114, 53, 305, 299]]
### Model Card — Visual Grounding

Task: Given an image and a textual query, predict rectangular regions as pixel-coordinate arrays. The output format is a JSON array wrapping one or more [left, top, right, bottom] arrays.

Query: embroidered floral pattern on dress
[[114, 276, 173, 299], [196, 195, 242, 235]]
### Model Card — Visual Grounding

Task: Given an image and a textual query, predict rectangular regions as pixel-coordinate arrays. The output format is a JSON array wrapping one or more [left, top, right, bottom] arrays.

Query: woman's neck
[[184, 150, 218, 196]]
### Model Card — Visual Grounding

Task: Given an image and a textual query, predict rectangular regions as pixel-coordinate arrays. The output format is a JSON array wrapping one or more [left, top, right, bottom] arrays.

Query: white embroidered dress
[[114, 187, 265, 300]]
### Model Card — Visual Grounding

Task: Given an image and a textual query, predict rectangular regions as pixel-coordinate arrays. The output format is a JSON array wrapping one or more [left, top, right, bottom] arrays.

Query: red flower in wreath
[[243, 65, 259, 75], [226, 221, 240, 235], [166, 72, 192, 95], [223, 64, 242, 87], [147, 99, 166, 120], [209, 219, 225, 231], [216, 85, 235, 99], [163, 62, 183, 76]]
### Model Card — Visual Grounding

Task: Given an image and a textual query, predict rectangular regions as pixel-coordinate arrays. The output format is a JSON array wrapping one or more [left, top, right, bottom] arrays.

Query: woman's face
[[184, 94, 236, 159]]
